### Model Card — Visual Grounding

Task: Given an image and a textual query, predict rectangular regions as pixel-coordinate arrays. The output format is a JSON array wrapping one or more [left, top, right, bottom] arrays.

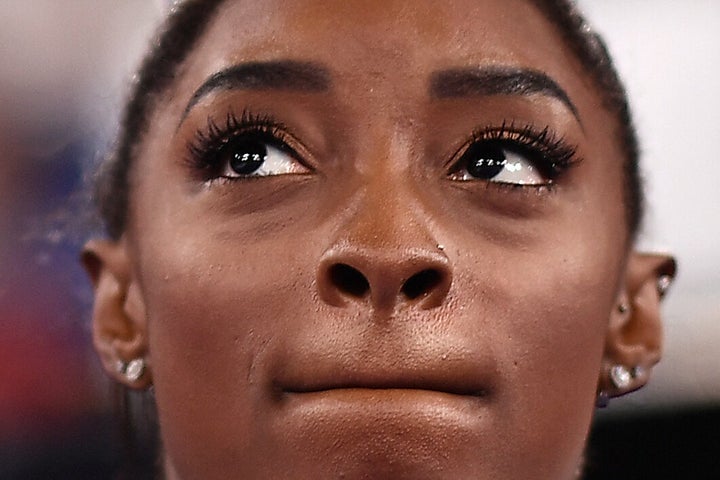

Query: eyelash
[[185, 112, 581, 190], [185, 109, 299, 180], [448, 120, 581, 189]]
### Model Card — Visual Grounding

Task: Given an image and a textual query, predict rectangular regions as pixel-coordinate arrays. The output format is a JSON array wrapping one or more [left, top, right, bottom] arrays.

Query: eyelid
[[184, 109, 314, 180], [445, 121, 581, 183]]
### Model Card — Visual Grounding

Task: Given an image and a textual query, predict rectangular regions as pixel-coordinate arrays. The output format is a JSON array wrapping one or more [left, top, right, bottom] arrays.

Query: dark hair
[[95, 0, 643, 239], [96, 0, 226, 240]]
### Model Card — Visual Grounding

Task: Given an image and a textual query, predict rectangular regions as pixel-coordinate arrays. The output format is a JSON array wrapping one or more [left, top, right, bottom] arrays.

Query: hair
[[95, 0, 643, 239]]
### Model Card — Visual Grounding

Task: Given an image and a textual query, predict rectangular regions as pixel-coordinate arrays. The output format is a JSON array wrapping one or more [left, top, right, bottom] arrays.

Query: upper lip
[[274, 344, 496, 398]]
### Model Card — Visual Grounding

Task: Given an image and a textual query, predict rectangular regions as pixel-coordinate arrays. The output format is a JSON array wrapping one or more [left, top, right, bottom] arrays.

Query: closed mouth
[[271, 338, 498, 406], [282, 382, 489, 398], [278, 371, 494, 401]]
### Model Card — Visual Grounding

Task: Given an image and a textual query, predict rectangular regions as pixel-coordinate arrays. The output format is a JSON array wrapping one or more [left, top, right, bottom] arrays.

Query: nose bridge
[[344, 124, 425, 247], [351, 168, 422, 250], [317, 150, 452, 312]]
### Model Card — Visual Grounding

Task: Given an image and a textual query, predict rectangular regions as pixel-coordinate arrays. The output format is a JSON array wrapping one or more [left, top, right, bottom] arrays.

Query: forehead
[[179, 0, 587, 96]]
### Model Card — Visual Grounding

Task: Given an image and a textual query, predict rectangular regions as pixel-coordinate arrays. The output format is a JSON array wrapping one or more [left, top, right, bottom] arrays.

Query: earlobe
[[600, 252, 676, 399], [82, 238, 151, 389]]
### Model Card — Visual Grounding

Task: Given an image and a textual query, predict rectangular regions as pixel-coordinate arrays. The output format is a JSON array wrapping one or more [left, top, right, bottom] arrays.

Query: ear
[[601, 252, 676, 399], [82, 238, 151, 389]]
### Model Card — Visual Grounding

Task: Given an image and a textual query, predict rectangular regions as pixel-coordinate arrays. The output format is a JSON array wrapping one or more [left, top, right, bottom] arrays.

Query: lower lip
[[267, 388, 492, 476]]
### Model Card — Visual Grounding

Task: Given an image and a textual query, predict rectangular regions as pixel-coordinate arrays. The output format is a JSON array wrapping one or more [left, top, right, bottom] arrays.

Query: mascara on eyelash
[[184, 109, 292, 175], [459, 120, 582, 181]]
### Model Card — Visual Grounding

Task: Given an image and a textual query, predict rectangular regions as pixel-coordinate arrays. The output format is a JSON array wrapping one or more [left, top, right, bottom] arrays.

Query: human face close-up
[[83, 0, 674, 478]]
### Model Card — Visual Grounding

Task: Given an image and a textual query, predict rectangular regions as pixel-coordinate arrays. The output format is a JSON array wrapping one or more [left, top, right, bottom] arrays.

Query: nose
[[317, 245, 452, 311], [316, 128, 453, 312]]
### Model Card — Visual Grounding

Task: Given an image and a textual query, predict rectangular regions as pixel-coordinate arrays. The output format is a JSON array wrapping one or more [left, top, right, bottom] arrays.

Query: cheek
[[137, 229, 318, 472], [453, 225, 623, 474]]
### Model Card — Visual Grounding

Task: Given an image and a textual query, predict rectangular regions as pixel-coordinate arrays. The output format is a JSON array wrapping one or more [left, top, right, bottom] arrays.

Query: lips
[[281, 369, 490, 398], [274, 344, 496, 400]]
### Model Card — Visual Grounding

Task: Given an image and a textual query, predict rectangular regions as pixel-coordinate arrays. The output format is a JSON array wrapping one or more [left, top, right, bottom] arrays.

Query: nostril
[[329, 263, 370, 298], [402, 269, 443, 300]]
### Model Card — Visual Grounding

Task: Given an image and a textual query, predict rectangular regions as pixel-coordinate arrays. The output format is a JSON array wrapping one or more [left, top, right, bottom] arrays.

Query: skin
[[83, 0, 675, 478]]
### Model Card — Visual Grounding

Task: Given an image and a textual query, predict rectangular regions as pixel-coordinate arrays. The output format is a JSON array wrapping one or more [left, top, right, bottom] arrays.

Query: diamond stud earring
[[117, 358, 146, 382], [617, 302, 630, 314], [610, 364, 632, 389], [657, 275, 672, 297]]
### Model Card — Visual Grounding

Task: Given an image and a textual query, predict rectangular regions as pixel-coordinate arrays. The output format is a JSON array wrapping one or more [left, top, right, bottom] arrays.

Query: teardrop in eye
[[463, 143, 507, 180]]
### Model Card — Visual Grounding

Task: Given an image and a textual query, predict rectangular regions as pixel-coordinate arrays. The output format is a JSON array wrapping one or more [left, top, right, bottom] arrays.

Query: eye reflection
[[225, 139, 265, 175], [450, 142, 544, 185], [218, 136, 307, 178]]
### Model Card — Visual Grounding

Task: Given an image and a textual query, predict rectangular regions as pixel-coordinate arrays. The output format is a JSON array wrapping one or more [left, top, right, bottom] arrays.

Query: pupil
[[465, 143, 507, 179], [228, 139, 267, 175]]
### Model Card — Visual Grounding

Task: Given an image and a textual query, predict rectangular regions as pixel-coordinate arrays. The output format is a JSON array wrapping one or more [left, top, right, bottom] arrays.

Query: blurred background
[[0, 1, 718, 478]]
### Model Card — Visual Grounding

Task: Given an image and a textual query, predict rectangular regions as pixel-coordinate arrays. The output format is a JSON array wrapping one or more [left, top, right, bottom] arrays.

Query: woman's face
[[107, 0, 637, 478]]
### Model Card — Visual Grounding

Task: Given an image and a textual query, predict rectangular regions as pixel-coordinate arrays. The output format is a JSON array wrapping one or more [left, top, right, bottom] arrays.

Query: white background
[[578, 0, 720, 409]]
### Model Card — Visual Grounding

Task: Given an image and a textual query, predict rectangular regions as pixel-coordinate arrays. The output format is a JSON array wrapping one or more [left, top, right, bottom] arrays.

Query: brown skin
[[83, 0, 675, 478]]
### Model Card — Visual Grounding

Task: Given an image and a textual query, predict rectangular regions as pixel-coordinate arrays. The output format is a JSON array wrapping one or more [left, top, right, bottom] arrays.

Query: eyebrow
[[429, 66, 580, 121], [181, 60, 331, 120]]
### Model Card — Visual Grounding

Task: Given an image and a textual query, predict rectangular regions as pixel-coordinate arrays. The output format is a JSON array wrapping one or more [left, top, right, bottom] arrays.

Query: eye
[[185, 110, 313, 182], [449, 141, 544, 185], [217, 135, 308, 178]]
